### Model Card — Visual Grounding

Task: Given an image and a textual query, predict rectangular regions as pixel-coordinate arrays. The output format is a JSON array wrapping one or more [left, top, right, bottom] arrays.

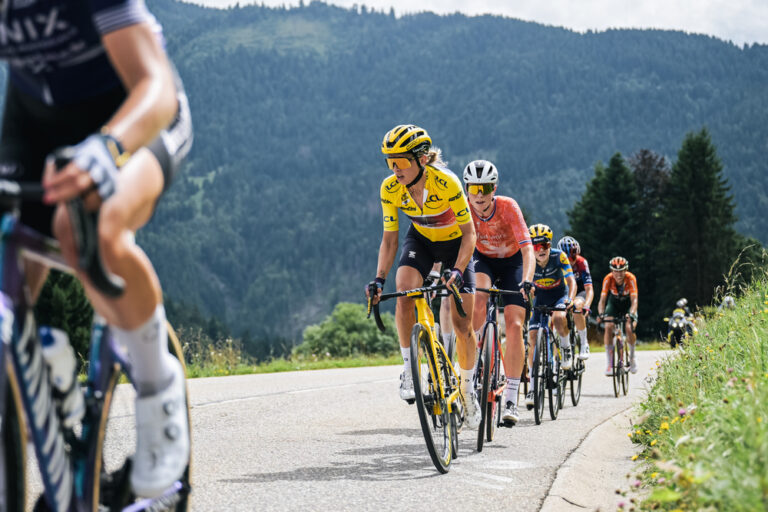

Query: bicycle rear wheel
[[476, 325, 492, 452], [1, 367, 27, 512], [90, 322, 191, 510], [410, 324, 452, 473], [532, 329, 546, 425]]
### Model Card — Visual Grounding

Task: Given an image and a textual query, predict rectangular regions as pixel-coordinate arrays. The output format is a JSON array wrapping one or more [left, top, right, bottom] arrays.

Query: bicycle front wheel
[[410, 324, 452, 473], [621, 343, 630, 395], [1, 367, 27, 512], [548, 338, 560, 420], [476, 325, 492, 452], [570, 357, 583, 406], [532, 329, 546, 425], [90, 322, 191, 510], [612, 338, 621, 398], [488, 332, 503, 441]]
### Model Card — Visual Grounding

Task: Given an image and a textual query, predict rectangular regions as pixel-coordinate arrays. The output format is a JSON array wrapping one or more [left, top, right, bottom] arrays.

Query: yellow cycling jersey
[[380, 165, 472, 242]]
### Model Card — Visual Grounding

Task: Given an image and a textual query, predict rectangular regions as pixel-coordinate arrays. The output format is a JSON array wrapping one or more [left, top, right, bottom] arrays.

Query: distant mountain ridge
[[4, 0, 765, 350]]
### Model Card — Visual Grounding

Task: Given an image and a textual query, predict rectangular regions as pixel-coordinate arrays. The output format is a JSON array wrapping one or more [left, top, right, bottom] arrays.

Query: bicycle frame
[[0, 212, 185, 510], [408, 291, 461, 416]]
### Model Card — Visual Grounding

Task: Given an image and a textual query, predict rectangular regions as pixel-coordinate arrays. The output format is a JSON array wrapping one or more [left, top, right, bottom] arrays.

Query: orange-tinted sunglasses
[[385, 156, 413, 170], [467, 184, 495, 195]]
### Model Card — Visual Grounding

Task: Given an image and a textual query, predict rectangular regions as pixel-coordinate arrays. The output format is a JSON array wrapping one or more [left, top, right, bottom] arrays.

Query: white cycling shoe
[[131, 358, 190, 498], [630, 358, 638, 374], [605, 365, 613, 376], [502, 402, 520, 425], [464, 391, 482, 429], [578, 343, 590, 360], [399, 371, 415, 401]]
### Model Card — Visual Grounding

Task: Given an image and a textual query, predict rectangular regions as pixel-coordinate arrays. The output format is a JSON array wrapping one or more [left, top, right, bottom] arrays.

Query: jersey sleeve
[[627, 274, 639, 297], [380, 180, 399, 232], [600, 274, 612, 297], [559, 251, 574, 278], [446, 175, 472, 226], [507, 198, 531, 247], [581, 259, 593, 286], [88, 0, 159, 35]]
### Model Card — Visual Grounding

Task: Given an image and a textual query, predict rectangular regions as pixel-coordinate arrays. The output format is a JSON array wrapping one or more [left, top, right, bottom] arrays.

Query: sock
[[401, 346, 410, 371], [629, 343, 636, 361], [460, 367, 473, 395], [579, 329, 588, 348], [606, 344, 614, 366], [504, 378, 520, 406], [112, 305, 174, 397], [560, 335, 570, 350], [441, 332, 452, 347]]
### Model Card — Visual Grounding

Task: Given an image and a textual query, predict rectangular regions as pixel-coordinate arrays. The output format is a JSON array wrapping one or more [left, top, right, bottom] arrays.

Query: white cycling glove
[[71, 133, 129, 200]]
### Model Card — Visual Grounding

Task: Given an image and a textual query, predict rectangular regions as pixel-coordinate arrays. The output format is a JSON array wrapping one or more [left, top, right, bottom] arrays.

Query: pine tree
[[628, 149, 670, 330], [568, 153, 640, 297], [660, 128, 738, 308]]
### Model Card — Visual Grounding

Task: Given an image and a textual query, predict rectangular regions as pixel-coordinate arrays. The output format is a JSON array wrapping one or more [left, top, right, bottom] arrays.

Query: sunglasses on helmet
[[467, 183, 495, 195], [533, 242, 551, 251], [385, 156, 414, 170]]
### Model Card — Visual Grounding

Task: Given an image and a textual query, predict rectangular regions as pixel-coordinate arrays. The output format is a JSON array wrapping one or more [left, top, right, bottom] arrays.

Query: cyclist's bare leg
[[503, 305, 525, 378], [53, 148, 164, 329], [603, 319, 615, 370], [626, 317, 636, 362], [553, 310, 569, 341], [527, 327, 537, 370], [473, 272, 491, 333], [394, 265, 423, 349], [24, 260, 50, 301], [451, 292, 476, 371], [573, 296, 587, 331]]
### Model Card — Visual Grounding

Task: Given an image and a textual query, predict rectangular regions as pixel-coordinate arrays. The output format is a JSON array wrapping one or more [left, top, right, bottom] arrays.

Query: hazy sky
[[190, 0, 767, 46]]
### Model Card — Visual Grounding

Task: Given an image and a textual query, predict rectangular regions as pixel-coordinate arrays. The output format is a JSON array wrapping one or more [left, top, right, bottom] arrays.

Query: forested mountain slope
[[4, 1, 765, 349]]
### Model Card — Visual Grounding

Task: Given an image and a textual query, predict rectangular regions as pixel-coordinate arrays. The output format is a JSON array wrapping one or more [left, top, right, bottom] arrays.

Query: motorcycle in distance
[[664, 309, 696, 348]]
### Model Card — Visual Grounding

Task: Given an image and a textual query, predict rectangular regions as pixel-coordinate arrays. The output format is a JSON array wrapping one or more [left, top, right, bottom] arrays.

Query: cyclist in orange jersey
[[597, 256, 639, 375], [367, 124, 481, 429], [463, 160, 534, 426]]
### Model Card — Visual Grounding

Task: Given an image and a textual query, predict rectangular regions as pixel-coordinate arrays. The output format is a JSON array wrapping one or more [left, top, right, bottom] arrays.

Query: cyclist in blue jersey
[[557, 236, 593, 360], [0, 0, 192, 498], [524, 224, 576, 408]]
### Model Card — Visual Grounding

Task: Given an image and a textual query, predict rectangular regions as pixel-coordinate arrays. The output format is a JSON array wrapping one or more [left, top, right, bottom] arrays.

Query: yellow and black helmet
[[528, 224, 553, 245], [381, 124, 432, 156]]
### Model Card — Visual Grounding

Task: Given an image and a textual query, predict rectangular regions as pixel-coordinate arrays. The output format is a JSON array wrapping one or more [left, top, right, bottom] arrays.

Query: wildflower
[[627, 432, 633, 438], [632, 480, 641, 488], [671, 417, 679, 425], [631, 454, 639, 461], [651, 472, 659, 479], [661, 422, 670, 430], [758, 417, 763, 424], [650, 439, 657, 446], [645, 430, 652, 435], [678, 408, 687, 416], [658, 477, 666, 485]]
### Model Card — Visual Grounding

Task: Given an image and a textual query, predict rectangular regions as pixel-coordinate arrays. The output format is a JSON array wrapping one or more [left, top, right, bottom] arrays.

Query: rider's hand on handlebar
[[365, 277, 385, 305], [443, 268, 464, 292]]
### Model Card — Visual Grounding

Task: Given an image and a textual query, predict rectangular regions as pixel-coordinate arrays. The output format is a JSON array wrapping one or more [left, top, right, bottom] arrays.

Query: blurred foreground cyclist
[[0, 0, 192, 497]]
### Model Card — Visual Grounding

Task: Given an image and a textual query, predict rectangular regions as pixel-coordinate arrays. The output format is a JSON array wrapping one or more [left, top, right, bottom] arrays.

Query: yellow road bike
[[367, 274, 467, 473]]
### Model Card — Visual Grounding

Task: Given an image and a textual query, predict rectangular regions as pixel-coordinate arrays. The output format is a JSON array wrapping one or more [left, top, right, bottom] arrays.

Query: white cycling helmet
[[463, 159, 498, 184], [676, 298, 688, 308]]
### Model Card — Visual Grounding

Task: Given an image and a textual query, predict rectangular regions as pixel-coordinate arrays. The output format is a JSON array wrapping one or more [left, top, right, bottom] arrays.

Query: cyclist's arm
[[100, 23, 178, 152], [453, 220, 476, 274], [584, 283, 594, 309], [42, 23, 177, 203], [565, 274, 577, 303], [630, 294, 638, 317], [520, 243, 535, 282], [376, 230, 399, 281]]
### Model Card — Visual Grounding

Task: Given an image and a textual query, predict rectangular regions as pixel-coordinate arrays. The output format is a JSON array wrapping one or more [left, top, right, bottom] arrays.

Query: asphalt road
[[25, 350, 666, 511]]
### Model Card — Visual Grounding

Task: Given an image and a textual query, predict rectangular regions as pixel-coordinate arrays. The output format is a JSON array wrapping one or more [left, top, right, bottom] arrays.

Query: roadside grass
[[629, 278, 768, 511], [184, 350, 401, 378]]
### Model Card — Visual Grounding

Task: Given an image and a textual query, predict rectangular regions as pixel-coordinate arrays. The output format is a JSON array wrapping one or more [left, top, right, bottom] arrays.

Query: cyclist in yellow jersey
[[367, 124, 481, 429]]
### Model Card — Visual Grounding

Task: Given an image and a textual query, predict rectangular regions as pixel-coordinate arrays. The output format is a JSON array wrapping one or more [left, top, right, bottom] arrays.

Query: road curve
[[26, 350, 667, 511]]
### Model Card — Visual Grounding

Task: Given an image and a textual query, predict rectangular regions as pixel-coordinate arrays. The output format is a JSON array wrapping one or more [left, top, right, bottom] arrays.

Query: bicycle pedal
[[406, 398, 415, 405], [502, 419, 516, 428]]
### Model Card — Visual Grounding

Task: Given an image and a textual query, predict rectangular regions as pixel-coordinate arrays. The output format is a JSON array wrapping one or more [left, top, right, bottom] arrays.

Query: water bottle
[[40, 327, 85, 427]]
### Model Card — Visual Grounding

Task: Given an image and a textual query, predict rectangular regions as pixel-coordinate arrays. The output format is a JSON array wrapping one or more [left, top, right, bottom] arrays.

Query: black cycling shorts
[[473, 249, 525, 308], [398, 225, 475, 294], [0, 70, 192, 236]]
